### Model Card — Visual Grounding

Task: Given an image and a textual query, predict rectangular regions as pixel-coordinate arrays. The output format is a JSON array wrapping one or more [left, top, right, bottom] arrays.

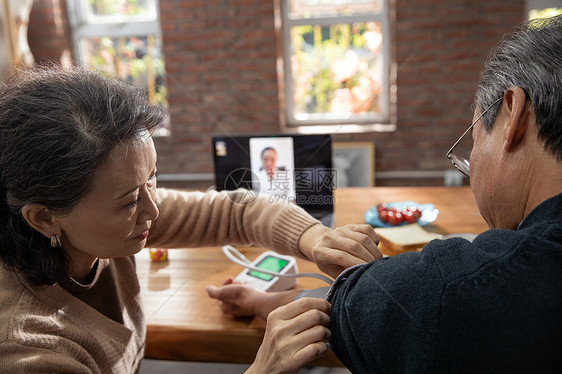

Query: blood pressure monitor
[[234, 251, 298, 292], [222, 245, 333, 292]]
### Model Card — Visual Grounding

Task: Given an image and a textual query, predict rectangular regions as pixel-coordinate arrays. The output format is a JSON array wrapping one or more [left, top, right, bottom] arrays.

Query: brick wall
[[155, 0, 282, 176], [27, 0, 526, 187]]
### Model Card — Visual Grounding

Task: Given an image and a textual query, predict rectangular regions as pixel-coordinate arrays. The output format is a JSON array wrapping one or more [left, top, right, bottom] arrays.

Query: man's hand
[[298, 223, 382, 278], [206, 278, 302, 320], [245, 298, 331, 374], [206, 278, 260, 318]]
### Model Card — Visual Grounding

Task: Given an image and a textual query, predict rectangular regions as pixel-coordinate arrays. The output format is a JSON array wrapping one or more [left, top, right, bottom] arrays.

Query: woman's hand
[[206, 278, 302, 320], [298, 223, 383, 278], [246, 297, 331, 374]]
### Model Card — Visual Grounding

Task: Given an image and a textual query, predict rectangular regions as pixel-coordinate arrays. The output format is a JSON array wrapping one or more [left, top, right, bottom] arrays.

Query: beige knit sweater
[[0, 188, 318, 373]]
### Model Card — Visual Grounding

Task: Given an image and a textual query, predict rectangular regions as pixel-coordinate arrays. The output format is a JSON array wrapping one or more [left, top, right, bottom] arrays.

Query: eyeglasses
[[446, 97, 503, 177]]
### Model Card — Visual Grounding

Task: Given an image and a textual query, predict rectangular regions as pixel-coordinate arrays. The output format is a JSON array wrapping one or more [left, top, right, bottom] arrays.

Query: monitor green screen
[[249, 256, 289, 281]]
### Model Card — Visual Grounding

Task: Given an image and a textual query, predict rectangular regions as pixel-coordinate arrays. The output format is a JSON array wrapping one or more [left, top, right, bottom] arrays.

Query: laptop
[[212, 134, 335, 227]]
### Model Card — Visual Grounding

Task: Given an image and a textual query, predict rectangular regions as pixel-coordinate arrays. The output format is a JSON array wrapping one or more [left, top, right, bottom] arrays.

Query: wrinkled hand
[[299, 223, 382, 278], [246, 298, 331, 374], [206, 278, 262, 318], [207, 278, 303, 320]]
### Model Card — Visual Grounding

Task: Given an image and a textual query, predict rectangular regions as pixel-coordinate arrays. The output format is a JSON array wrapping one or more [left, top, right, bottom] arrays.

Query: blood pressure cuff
[[295, 287, 330, 300]]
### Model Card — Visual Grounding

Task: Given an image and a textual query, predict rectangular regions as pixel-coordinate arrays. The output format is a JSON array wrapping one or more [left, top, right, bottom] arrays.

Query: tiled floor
[[140, 359, 351, 374]]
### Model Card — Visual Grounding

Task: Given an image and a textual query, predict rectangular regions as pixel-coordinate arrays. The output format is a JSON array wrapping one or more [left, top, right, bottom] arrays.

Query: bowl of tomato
[[364, 201, 439, 227]]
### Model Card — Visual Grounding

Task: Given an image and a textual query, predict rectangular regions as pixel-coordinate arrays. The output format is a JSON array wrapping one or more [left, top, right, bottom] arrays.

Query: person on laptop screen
[[250, 138, 296, 203]]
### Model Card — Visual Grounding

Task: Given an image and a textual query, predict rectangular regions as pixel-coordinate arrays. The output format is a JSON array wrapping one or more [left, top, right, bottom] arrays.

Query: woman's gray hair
[[0, 65, 166, 285], [474, 15, 562, 160]]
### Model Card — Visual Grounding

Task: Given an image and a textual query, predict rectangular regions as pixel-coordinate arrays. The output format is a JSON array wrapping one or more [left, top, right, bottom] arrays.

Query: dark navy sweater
[[327, 193, 562, 373]]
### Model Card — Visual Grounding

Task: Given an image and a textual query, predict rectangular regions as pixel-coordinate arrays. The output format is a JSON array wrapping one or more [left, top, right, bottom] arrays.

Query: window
[[277, 0, 394, 133], [526, 0, 562, 20], [67, 0, 168, 133]]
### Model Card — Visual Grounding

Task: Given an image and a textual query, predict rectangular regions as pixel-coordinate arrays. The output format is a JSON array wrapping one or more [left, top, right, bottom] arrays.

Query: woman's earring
[[50, 234, 62, 248]]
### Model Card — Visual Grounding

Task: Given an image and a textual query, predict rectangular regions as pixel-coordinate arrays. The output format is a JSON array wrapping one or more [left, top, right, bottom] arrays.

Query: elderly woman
[[0, 66, 380, 373]]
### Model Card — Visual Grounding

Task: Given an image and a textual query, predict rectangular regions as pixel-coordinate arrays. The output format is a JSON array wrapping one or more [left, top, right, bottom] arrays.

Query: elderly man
[[207, 15, 562, 373]]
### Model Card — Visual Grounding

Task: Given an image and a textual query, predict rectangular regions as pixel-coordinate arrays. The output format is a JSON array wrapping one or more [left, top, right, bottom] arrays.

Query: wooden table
[[137, 187, 488, 365]]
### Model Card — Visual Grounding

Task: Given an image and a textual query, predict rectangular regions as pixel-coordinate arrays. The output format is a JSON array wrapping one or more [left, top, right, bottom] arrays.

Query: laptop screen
[[212, 134, 335, 224]]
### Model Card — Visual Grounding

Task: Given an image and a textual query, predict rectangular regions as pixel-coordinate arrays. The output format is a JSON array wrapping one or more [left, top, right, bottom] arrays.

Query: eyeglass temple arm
[[446, 122, 477, 158], [446, 97, 503, 158]]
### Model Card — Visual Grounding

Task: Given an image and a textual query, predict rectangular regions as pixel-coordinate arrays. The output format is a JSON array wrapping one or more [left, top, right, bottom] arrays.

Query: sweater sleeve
[[0, 343, 94, 374], [326, 247, 446, 373], [146, 188, 320, 257]]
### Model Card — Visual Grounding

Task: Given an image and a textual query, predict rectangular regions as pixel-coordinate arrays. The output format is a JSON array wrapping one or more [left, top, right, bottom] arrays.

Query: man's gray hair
[[475, 15, 562, 160]]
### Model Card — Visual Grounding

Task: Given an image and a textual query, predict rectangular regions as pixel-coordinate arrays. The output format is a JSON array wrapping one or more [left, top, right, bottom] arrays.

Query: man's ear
[[503, 86, 531, 152], [20, 204, 60, 239]]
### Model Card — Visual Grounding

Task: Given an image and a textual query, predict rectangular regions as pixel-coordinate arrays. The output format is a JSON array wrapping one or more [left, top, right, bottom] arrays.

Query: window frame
[[66, 0, 169, 135], [277, 0, 395, 133], [67, 0, 161, 63]]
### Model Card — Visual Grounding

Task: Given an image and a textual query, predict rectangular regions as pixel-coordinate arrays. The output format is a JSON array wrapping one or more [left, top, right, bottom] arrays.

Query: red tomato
[[388, 211, 404, 225], [379, 209, 389, 222], [386, 209, 395, 220], [404, 210, 417, 223], [413, 208, 422, 219], [377, 203, 387, 214]]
